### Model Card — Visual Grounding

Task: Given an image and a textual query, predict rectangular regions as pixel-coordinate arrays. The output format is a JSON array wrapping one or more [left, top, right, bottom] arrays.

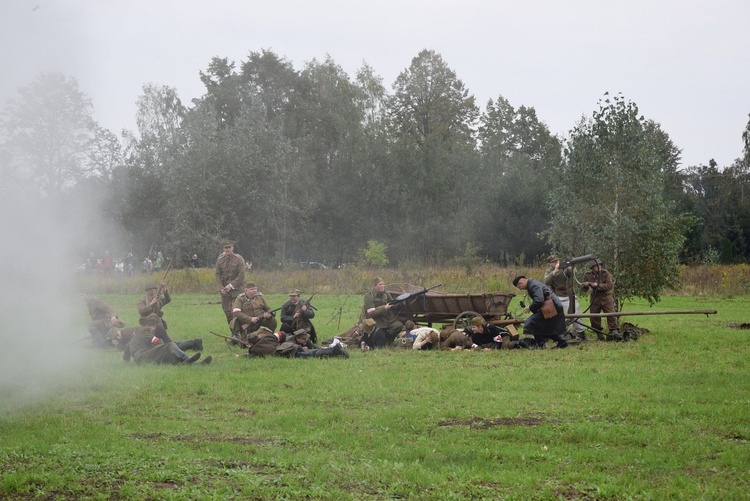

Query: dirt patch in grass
[[437, 416, 546, 428], [131, 432, 275, 446]]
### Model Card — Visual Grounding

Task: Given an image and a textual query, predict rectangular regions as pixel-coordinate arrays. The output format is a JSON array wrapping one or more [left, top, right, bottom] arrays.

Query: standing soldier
[[581, 259, 621, 341], [363, 278, 404, 344], [231, 282, 277, 341], [544, 255, 587, 340], [215, 240, 245, 325], [137, 280, 171, 329]]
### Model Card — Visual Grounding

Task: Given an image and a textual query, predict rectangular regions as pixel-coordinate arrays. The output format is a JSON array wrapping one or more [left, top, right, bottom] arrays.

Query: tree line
[[1, 49, 749, 301]]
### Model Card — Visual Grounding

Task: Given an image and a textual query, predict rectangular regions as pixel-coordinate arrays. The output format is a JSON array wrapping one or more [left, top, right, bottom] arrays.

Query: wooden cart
[[385, 283, 517, 329]]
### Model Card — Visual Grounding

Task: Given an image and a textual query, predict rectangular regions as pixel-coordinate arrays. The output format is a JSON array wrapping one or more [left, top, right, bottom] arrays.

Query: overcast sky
[[2, 0, 748, 168]]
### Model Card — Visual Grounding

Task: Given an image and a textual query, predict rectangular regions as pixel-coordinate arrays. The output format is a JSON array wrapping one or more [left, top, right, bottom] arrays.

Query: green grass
[[1, 294, 749, 499]]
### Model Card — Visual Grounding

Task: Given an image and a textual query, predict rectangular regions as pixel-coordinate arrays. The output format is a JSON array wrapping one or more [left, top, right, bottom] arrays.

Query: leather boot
[[171, 347, 201, 364], [194, 338, 204, 351], [199, 355, 212, 365], [177, 340, 197, 351]]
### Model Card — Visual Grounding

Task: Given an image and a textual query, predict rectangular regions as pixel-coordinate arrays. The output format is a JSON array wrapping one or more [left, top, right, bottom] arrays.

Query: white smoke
[[0, 188, 100, 411]]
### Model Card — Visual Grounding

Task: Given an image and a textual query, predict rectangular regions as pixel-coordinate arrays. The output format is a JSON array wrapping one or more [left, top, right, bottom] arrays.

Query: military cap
[[288, 288, 301, 296], [144, 281, 157, 291], [245, 282, 257, 288], [512, 275, 525, 287], [470, 316, 484, 326], [547, 254, 559, 263], [112, 318, 126, 329], [255, 326, 274, 336], [359, 318, 377, 334], [222, 240, 235, 248], [293, 328, 310, 340], [589, 258, 602, 269], [373, 277, 384, 286], [404, 320, 415, 331], [139, 316, 159, 326]]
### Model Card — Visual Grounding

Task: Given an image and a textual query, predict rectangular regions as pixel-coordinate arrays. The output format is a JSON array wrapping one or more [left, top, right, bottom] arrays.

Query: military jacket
[[543, 265, 574, 297], [122, 326, 176, 364], [233, 293, 271, 320], [363, 289, 396, 329], [137, 290, 171, 319], [582, 268, 614, 297], [215, 253, 245, 290], [87, 297, 115, 322]]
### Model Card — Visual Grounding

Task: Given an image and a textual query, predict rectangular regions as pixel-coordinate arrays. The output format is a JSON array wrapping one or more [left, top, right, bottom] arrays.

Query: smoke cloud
[[0, 187, 118, 412]]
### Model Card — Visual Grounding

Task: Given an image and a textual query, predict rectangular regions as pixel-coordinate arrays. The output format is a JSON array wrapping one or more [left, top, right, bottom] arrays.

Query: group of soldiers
[[83, 241, 624, 362], [82, 279, 211, 366], [333, 256, 622, 352]]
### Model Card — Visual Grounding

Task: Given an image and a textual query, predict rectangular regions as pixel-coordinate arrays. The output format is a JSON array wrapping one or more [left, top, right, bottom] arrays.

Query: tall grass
[[76, 264, 750, 297]]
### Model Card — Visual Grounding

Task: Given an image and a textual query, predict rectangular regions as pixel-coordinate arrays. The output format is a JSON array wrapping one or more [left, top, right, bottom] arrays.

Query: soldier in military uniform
[[137, 280, 171, 329], [276, 329, 348, 358], [513, 275, 568, 349], [122, 316, 211, 365], [243, 326, 284, 357], [81, 294, 125, 347], [543, 255, 586, 339], [582, 259, 621, 340], [363, 278, 404, 344], [438, 326, 474, 350], [215, 240, 245, 324], [231, 282, 277, 341], [280, 289, 317, 342], [109, 326, 203, 353]]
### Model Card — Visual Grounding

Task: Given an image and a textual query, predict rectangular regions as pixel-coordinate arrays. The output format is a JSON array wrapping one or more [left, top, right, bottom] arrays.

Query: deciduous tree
[[548, 93, 686, 304]]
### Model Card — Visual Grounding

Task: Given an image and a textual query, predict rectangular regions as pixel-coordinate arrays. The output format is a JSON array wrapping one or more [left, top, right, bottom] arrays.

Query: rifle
[[211, 330, 252, 348], [267, 306, 282, 316], [300, 294, 317, 311], [387, 284, 442, 306], [366, 284, 442, 317], [155, 259, 173, 298]]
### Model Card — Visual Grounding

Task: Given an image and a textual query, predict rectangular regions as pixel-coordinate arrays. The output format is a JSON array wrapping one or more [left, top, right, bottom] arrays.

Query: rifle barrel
[[565, 309, 717, 318]]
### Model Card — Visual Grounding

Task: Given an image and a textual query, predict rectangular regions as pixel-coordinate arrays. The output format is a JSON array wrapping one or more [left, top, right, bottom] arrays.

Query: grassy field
[[1, 293, 749, 499]]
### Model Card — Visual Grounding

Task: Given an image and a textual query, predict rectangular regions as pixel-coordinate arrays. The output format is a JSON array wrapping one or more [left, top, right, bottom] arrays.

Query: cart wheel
[[454, 311, 482, 330]]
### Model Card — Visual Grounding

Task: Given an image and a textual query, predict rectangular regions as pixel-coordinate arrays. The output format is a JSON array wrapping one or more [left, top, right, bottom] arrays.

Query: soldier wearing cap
[[137, 280, 171, 329], [465, 316, 504, 350], [276, 329, 349, 358], [231, 282, 277, 340], [363, 277, 404, 344], [544, 254, 586, 339], [358, 317, 388, 350], [81, 293, 125, 348], [280, 288, 317, 342], [122, 316, 211, 365], [513, 275, 568, 348], [215, 240, 245, 324], [244, 326, 284, 357], [582, 259, 620, 340], [110, 325, 203, 353]]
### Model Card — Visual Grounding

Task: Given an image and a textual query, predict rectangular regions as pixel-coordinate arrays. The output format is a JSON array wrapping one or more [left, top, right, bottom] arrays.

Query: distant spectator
[[86, 252, 95, 273], [102, 250, 112, 274], [125, 252, 135, 276], [153, 251, 164, 273], [141, 256, 153, 274], [190, 253, 202, 268]]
